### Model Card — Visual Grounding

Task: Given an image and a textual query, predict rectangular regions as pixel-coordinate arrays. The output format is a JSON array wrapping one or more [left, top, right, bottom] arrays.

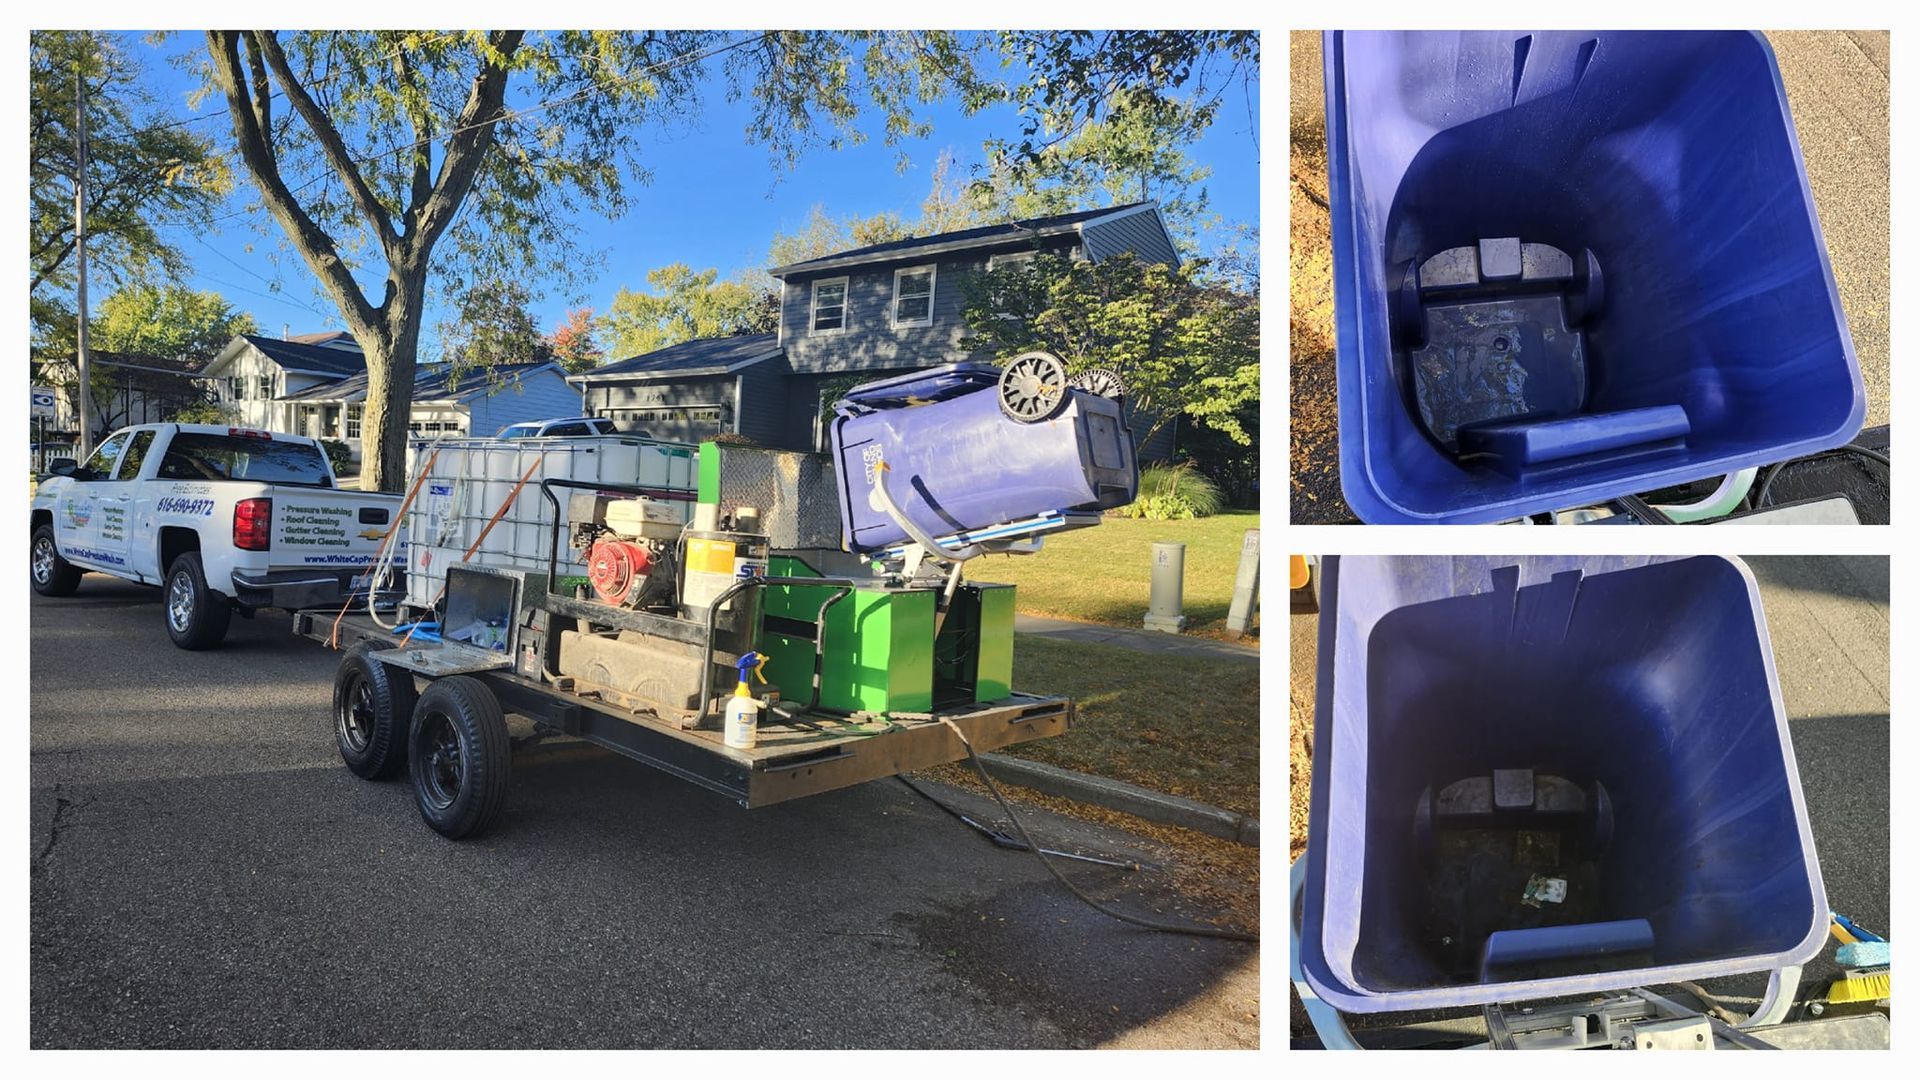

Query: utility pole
[[74, 54, 94, 460]]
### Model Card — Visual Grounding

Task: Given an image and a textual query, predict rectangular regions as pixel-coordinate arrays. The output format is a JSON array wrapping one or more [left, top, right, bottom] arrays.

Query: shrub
[[318, 438, 355, 476], [1118, 462, 1225, 520], [171, 401, 236, 425]]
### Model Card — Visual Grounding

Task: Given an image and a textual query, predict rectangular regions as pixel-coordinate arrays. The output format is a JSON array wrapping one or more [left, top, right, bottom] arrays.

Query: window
[[229, 376, 246, 401], [115, 430, 157, 480], [157, 433, 332, 487], [987, 250, 1038, 271], [891, 265, 935, 328], [258, 373, 274, 399], [810, 277, 848, 332], [345, 403, 364, 439], [543, 421, 592, 437], [80, 431, 129, 480]]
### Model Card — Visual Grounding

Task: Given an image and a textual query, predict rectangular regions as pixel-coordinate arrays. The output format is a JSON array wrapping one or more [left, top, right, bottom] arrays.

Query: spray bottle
[[723, 651, 767, 750]]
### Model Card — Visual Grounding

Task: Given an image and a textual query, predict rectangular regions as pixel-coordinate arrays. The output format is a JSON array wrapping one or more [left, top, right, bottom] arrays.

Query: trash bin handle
[[1479, 919, 1656, 981]]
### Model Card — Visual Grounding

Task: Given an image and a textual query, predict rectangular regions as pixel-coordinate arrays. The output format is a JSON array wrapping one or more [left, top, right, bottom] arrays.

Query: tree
[[199, 30, 1256, 489], [976, 89, 1218, 246], [30, 31, 228, 353], [958, 252, 1258, 456], [438, 277, 548, 373], [91, 283, 257, 361], [546, 307, 603, 373], [603, 264, 776, 358]]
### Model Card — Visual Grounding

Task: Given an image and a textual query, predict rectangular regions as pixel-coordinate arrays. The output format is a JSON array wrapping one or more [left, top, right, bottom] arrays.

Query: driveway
[[31, 577, 1257, 1049]]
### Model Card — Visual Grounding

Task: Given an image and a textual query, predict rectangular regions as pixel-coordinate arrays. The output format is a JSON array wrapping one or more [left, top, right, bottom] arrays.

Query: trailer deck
[[295, 608, 1072, 808]]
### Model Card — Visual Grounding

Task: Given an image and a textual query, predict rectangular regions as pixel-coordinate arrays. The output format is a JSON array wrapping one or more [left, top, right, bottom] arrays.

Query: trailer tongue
[[304, 354, 1137, 839]]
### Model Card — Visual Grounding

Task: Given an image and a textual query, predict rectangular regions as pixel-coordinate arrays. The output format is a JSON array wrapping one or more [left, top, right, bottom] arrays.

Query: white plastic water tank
[[401, 435, 697, 613]]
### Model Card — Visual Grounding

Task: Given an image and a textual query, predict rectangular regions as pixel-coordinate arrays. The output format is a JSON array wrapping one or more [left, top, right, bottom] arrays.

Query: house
[[572, 201, 1180, 451], [33, 351, 217, 456], [198, 333, 582, 460]]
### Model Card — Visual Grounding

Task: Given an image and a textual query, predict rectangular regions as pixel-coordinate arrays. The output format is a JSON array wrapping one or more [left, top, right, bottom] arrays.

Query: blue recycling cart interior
[[1299, 556, 1828, 1013], [1323, 32, 1864, 523]]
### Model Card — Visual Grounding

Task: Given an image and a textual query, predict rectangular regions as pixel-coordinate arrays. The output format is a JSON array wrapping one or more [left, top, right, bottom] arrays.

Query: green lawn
[[969, 510, 1261, 637], [996, 635, 1258, 817]]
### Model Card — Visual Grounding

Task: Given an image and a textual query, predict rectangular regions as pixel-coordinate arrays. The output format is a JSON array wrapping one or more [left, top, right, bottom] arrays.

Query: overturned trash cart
[[1323, 31, 1865, 523], [1295, 555, 1828, 1017]]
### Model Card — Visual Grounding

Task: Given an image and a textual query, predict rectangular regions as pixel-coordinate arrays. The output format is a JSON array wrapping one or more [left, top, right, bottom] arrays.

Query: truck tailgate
[[270, 488, 405, 569]]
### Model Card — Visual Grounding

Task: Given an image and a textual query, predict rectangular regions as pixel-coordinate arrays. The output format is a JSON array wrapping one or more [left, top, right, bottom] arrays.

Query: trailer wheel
[[164, 552, 232, 650], [407, 676, 511, 840], [333, 642, 418, 780], [30, 524, 82, 597]]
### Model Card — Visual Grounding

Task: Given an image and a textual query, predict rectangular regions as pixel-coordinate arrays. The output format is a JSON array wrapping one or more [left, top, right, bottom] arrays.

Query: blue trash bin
[[1298, 555, 1827, 1013], [828, 367, 1138, 554], [1324, 31, 1865, 523]]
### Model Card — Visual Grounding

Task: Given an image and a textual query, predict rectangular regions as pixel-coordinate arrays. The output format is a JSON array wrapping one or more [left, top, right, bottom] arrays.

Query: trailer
[[305, 354, 1134, 839]]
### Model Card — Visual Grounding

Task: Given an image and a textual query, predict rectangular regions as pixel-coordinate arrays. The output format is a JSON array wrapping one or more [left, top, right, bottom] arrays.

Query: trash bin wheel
[[998, 351, 1073, 423], [333, 641, 418, 780], [1073, 367, 1127, 402], [407, 675, 511, 840]]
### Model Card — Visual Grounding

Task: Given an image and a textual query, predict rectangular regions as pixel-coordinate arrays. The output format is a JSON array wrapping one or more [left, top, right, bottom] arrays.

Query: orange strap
[[397, 454, 544, 651], [328, 448, 440, 650]]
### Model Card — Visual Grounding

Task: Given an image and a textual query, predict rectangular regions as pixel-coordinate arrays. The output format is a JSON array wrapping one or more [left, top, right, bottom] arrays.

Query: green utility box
[[759, 556, 1016, 716], [934, 582, 1015, 704], [760, 557, 934, 715]]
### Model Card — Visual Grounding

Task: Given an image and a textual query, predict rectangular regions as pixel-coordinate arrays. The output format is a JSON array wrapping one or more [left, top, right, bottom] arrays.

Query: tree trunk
[[355, 269, 429, 492]]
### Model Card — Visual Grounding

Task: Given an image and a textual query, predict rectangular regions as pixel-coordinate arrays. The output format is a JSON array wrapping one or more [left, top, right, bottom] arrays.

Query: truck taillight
[[234, 498, 272, 551]]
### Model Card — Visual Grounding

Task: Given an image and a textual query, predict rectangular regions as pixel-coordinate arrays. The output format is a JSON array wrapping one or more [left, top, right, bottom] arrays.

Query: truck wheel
[[164, 551, 232, 650], [407, 676, 511, 840], [30, 524, 82, 597], [334, 642, 418, 780]]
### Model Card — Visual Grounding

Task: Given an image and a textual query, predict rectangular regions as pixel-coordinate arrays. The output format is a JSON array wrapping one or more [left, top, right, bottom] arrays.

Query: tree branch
[[206, 30, 378, 336], [394, 44, 434, 225], [404, 30, 524, 259], [251, 30, 399, 255]]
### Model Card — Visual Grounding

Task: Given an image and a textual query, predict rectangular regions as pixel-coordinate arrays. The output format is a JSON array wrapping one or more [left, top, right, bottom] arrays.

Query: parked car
[[29, 424, 404, 649], [496, 416, 618, 439]]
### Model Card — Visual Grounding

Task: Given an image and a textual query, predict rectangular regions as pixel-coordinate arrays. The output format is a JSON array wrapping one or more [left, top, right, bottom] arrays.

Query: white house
[[199, 332, 583, 461]]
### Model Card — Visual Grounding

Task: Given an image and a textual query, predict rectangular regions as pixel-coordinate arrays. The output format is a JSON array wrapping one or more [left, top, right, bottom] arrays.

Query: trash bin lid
[[835, 363, 1001, 412]]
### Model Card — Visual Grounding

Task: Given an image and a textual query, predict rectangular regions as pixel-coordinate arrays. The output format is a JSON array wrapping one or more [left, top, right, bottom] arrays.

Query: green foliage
[[604, 264, 776, 357], [1117, 463, 1225, 520], [170, 400, 238, 425], [976, 88, 1218, 246], [438, 278, 550, 373], [30, 31, 229, 354], [90, 284, 257, 361], [958, 252, 1259, 454], [317, 438, 355, 476]]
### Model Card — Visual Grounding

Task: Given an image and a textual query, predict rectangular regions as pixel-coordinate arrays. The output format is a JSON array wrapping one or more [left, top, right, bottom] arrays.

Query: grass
[[969, 510, 1261, 638], [986, 634, 1259, 818]]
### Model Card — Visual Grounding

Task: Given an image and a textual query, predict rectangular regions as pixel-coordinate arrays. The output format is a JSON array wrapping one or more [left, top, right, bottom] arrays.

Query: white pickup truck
[[30, 424, 404, 649]]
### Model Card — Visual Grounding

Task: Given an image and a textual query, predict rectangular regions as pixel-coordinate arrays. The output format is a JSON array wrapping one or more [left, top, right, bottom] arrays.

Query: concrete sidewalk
[[1015, 614, 1258, 663]]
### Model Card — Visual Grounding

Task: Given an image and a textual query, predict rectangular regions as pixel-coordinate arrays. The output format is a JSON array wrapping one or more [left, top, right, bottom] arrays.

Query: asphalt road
[[1289, 555, 1889, 1046], [30, 576, 1257, 1049]]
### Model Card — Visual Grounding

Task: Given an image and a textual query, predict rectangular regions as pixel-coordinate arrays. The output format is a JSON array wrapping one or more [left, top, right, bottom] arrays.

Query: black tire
[[164, 551, 232, 650], [30, 523, 82, 597], [333, 642, 419, 780], [407, 676, 511, 840]]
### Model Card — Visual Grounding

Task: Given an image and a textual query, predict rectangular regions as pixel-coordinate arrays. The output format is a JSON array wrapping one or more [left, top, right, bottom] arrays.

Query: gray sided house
[[573, 201, 1181, 455]]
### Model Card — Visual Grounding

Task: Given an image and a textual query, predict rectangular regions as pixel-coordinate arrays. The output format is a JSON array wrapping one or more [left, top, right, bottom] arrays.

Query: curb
[[976, 753, 1260, 847]]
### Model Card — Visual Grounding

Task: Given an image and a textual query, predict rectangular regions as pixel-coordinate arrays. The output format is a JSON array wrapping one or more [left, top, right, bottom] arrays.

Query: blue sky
[[125, 32, 1261, 358]]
